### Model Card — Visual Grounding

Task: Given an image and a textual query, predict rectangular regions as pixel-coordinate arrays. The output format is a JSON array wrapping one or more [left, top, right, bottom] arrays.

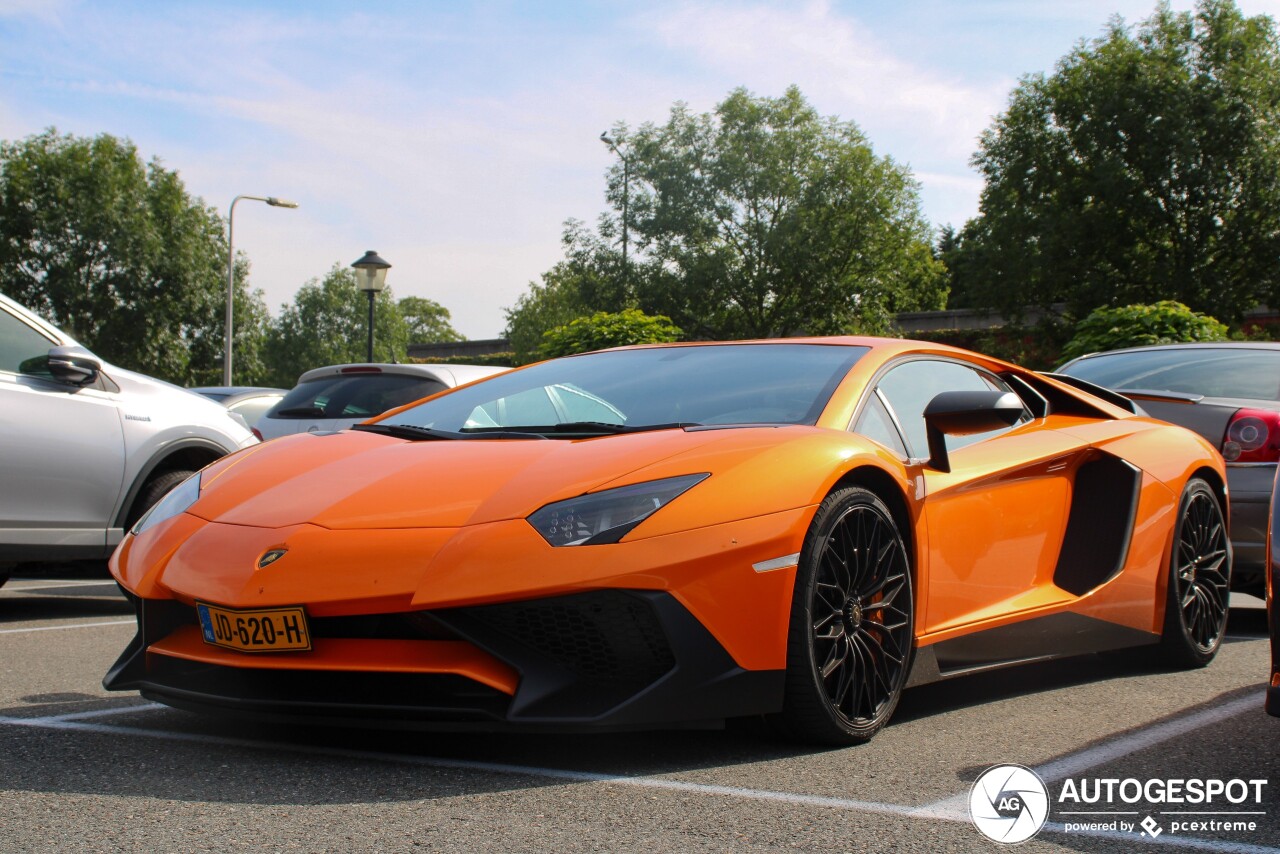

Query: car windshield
[[1061, 348, 1280, 402], [270, 373, 448, 420], [378, 343, 867, 437]]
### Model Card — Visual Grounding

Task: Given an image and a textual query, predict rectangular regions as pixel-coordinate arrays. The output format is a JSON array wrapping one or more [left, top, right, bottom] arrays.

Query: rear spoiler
[[1039, 373, 1146, 415]]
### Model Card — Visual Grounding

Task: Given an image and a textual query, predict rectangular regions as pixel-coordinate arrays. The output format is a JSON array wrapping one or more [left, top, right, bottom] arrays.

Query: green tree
[[622, 87, 945, 336], [0, 128, 270, 385], [1059, 300, 1229, 362], [961, 0, 1280, 321], [265, 264, 409, 386], [503, 261, 595, 364], [398, 295, 463, 343], [539, 309, 683, 359], [511, 87, 945, 343]]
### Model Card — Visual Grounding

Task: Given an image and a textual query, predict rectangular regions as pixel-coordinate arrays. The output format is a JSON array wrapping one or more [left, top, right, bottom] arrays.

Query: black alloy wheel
[[775, 487, 914, 744], [1160, 477, 1231, 668]]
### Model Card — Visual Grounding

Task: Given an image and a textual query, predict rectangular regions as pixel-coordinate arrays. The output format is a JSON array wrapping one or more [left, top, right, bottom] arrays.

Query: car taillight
[[252, 427, 263, 441], [340, 366, 382, 374], [1222, 408, 1280, 463]]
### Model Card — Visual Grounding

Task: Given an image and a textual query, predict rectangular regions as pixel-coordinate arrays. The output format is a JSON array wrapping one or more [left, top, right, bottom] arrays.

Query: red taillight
[[340, 366, 382, 374], [1222, 408, 1280, 462], [252, 427, 263, 441]]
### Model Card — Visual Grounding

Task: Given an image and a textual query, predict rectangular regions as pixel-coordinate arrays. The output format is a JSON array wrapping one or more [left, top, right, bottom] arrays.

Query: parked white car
[[0, 292, 257, 584], [256, 362, 508, 440], [191, 385, 288, 430]]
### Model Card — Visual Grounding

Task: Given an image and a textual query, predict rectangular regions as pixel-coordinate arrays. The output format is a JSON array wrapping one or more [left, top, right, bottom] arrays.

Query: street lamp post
[[351, 250, 391, 362], [599, 132, 631, 285], [224, 194, 298, 386]]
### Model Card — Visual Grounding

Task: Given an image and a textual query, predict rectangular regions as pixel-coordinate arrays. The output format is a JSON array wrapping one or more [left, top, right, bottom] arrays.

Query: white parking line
[[0, 702, 1273, 853], [918, 693, 1261, 821], [5, 580, 117, 592], [0, 620, 134, 634]]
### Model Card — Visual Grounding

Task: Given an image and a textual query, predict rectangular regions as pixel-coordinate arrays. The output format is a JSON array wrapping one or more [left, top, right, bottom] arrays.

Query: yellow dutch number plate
[[196, 602, 311, 652]]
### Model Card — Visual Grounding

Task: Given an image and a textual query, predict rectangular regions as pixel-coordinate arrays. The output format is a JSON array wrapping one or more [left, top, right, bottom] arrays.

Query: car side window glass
[[853, 391, 909, 458], [468, 387, 559, 427], [549, 383, 626, 425], [0, 308, 56, 375], [877, 360, 1027, 458]]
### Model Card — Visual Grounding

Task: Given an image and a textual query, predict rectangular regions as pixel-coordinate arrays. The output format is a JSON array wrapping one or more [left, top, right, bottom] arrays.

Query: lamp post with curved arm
[[599, 132, 631, 287], [224, 194, 298, 386]]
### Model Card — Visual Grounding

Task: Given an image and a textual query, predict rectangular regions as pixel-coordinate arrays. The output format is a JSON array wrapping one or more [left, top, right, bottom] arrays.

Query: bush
[[907, 320, 1074, 371], [409, 352, 518, 368], [539, 309, 682, 359], [1059, 301, 1229, 364]]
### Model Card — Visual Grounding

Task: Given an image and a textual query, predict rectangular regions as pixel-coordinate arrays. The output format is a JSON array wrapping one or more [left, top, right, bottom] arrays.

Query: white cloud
[[639, 1, 1010, 161]]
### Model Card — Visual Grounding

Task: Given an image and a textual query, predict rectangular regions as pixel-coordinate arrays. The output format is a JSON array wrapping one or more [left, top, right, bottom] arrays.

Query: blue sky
[[2, 0, 1277, 338]]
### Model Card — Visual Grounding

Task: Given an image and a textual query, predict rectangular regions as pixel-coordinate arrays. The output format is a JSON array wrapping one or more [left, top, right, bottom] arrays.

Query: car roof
[[191, 386, 288, 395], [294, 362, 507, 385], [1069, 342, 1280, 361]]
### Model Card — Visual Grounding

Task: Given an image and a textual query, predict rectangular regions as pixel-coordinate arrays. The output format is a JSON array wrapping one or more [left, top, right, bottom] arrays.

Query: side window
[[876, 359, 1027, 458], [0, 308, 56, 375], [466, 387, 559, 427], [853, 390, 909, 458], [549, 383, 626, 425]]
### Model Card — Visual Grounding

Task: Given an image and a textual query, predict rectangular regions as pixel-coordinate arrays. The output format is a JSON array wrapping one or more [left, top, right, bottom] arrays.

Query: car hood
[[192, 427, 752, 530]]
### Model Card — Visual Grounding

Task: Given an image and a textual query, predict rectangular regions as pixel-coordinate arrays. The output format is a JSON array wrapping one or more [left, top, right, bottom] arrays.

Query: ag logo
[[257, 549, 288, 569], [969, 764, 1050, 844]]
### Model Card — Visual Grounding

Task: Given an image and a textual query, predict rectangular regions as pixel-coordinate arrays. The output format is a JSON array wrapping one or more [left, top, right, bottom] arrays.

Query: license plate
[[196, 602, 311, 652]]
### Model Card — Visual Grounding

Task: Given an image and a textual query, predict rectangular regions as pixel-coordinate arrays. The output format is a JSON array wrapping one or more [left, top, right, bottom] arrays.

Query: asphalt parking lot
[[1, 569, 1277, 853]]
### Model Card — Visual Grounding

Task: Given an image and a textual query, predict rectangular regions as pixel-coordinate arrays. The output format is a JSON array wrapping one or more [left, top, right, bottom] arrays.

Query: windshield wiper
[[274, 406, 326, 417], [462, 421, 703, 437], [353, 423, 547, 441]]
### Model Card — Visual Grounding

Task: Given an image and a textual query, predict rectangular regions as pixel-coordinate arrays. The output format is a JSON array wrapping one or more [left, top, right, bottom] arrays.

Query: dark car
[[1058, 342, 1280, 596], [256, 363, 507, 441]]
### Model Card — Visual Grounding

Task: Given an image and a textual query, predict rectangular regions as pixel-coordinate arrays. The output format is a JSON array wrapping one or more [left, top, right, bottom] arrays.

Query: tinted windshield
[[1061, 348, 1280, 402], [381, 344, 867, 436], [270, 374, 448, 420]]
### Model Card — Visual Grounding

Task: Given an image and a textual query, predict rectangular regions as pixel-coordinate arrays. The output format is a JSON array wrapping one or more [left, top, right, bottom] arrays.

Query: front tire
[[1159, 478, 1231, 668], [774, 487, 914, 745], [125, 469, 197, 531]]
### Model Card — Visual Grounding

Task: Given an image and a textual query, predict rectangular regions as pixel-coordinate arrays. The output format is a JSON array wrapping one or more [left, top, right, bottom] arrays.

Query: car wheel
[[774, 487, 914, 745], [126, 469, 197, 530], [1159, 477, 1231, 668]]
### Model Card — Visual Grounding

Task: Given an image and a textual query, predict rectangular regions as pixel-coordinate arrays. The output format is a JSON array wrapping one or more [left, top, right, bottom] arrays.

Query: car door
[[860, 357, 1089, 637], [0, 306, 125, 556]]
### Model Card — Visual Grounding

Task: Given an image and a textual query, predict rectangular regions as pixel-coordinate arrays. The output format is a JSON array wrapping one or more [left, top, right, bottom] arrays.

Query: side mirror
[[923, 390, 1024, 473], [46, 345, 101, 387]]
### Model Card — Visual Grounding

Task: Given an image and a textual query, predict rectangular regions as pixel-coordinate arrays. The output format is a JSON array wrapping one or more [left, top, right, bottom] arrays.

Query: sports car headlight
[[131, 472, 202, 536], [527, 473, 710, 546]]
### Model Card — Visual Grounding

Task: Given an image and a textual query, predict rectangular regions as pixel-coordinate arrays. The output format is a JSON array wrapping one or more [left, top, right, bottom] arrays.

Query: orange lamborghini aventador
[[105, 338, 1232, 744]]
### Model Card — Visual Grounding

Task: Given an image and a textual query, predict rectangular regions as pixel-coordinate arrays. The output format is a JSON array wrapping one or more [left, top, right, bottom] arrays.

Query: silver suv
[[0, 292, 257, 584]]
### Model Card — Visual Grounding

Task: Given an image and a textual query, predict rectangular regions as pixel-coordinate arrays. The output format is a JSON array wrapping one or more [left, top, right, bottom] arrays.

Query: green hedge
[[408, 352, 518, 368], [905, 322, 1074, 371]]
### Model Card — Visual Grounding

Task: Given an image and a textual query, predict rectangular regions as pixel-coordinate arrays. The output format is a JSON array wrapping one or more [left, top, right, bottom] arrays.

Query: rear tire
[[772, 487, 914, 745], [1159, 478, 1231, 668], [126, 469, 197, 531]]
